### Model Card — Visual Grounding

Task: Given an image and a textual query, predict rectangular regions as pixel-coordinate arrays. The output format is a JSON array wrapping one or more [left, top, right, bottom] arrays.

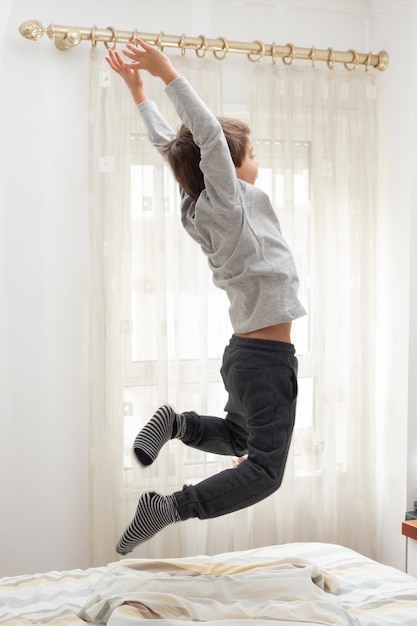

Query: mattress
[[1, 542, 417, 625]]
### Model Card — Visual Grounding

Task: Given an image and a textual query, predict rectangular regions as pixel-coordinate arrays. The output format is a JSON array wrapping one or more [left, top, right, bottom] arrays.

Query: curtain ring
[[310, 45, 316, 68], [155, 31, 164, 51], [213, 36, 229, 60], [104, 26, 118, 50], [270, 41, 277, 65], [90, 25, 97, 48], [130, 29, 139, 46], [344, 48, 358, 71], [327, 47, 336, 69], [364, 51, 372, 72], [282, 43, 295, 65], [196, 35, 207, 58], [247, 40, 265, 63], [179, 33, 186, 56]]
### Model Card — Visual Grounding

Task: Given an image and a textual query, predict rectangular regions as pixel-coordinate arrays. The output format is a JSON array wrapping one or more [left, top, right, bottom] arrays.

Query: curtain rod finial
[[19, 20, 45, 42], [377, 51, 389, 71]]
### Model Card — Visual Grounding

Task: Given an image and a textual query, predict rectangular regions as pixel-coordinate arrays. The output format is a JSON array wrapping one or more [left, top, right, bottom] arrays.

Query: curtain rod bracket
[[54, 28, 82, 50]]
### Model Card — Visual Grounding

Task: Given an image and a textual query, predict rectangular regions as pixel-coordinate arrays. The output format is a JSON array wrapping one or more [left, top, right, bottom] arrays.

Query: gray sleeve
[[137, 99, 176, 154], [164, 77, 240, 212]]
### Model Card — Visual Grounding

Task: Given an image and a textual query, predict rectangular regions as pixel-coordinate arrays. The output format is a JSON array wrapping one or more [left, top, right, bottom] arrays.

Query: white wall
[[0, 1, 92, 577], [0, 0, 412, 576], [369, 0, 417, 570], [406, 2, 417, 522]]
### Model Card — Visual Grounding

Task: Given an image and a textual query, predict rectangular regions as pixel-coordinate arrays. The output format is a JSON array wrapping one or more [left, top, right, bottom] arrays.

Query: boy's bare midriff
[[235, 321, 292, 343]]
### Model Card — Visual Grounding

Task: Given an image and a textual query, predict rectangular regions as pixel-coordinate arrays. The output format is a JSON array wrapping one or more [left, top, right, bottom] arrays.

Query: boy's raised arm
[[105, 39, 179, 104], [106, 41, 178, 153], [105, 49, 148, 104], [122, 39, 180, 86]]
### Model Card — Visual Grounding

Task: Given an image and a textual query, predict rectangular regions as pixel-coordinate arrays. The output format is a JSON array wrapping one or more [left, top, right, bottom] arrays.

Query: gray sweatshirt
[[138, 76, 306, 334]]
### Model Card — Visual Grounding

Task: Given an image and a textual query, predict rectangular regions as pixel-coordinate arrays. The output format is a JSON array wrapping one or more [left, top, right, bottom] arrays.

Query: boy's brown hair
[[161, 117, 250, 200]]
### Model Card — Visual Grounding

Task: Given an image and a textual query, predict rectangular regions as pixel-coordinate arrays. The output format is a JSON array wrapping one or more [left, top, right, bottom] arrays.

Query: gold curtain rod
[[19, 20, 389, 71]]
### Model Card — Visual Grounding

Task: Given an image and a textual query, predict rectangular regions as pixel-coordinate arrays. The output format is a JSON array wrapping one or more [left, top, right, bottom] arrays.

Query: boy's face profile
[[235, 139, 259, 185]]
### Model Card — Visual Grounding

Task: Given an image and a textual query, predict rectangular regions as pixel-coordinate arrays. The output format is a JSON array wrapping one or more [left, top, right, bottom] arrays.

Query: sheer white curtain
[[88, 49, 236, 566], [248, 64, 378, 557], [89, 49, 378, 566]]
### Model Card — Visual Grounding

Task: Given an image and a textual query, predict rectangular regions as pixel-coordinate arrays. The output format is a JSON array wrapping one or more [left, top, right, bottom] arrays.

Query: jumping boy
[[105, 40, 306, 555]]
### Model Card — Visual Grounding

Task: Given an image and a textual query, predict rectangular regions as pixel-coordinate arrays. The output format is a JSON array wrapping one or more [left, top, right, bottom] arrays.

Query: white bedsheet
[[1, 542, 417, 625], [80, 555, 352, 625]]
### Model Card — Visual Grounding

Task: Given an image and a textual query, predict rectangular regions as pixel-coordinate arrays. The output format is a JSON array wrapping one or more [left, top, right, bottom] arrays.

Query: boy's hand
[[105, 48, 147, 103], [122, 38, 180, 85]]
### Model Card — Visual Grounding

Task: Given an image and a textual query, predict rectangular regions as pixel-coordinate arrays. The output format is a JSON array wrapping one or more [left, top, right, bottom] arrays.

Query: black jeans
[[174, 335, 298, 520]]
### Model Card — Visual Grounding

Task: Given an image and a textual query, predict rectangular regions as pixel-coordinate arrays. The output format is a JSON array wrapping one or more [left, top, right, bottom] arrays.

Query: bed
[[1, 542, 417, 625]]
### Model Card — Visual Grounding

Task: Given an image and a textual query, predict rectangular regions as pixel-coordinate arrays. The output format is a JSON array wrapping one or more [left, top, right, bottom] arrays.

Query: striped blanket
[[1, 542, 417, 625]]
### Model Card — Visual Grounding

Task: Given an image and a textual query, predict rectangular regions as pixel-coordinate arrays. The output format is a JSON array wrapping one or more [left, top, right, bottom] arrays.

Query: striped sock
[[116, 492, 180, 555], [133, 405, 186, 466]]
